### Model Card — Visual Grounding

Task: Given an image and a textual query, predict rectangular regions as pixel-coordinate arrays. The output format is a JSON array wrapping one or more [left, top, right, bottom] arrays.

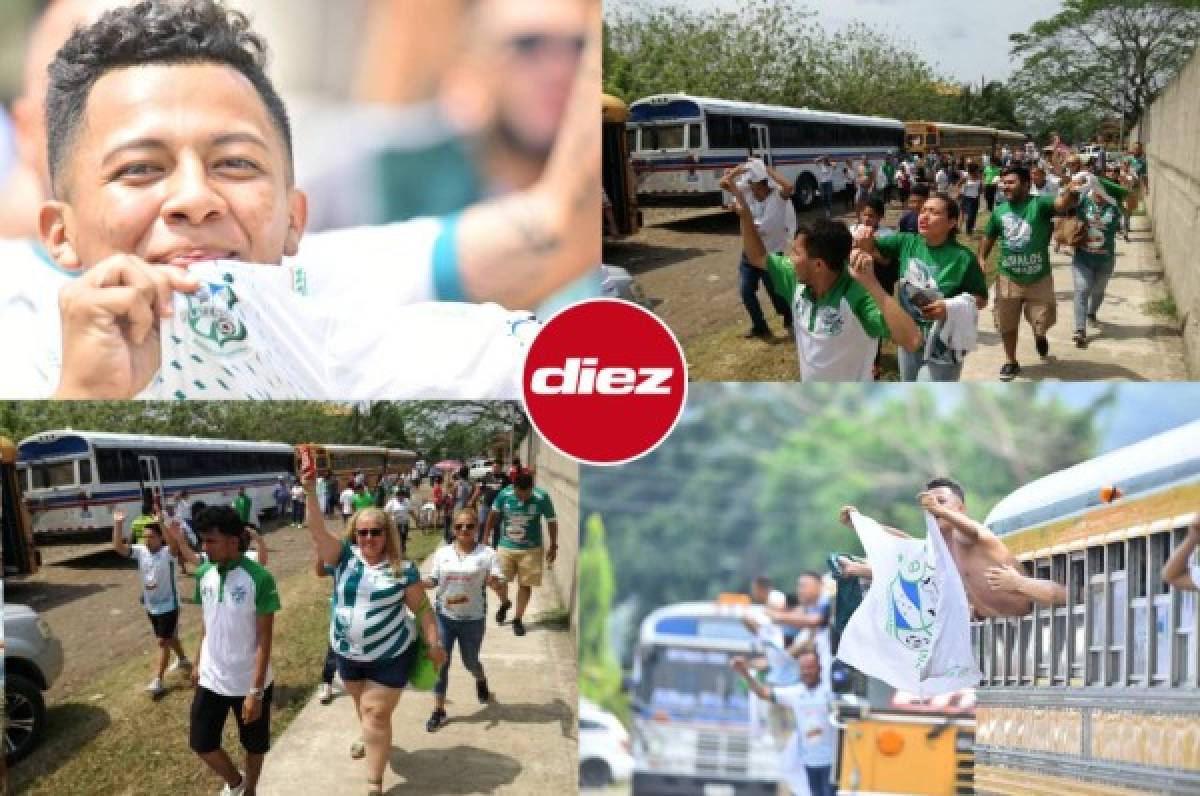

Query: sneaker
[[145, 677, 165, 697], [495, 600, 511, 625], [1035, 335, 1049, 358], [1073, 330, 1088, 349], [167, 657, 192, 674], [999, 362, 1020, 382], [513, 618, 526, 637], [426, 709, 447, 733], [476, 678, 491, 704], [318, 683, 333, 705], [220, 771, 246, 796], [350, 739, 366, 759]]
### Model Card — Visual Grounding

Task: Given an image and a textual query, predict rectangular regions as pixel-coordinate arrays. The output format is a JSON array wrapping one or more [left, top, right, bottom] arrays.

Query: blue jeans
[[1072, 252, 1115, 330], [820, 181, 834, 216], [898, 345, 964, 382], [435, 612, 487, 696], [478, 503, 492, 544], [739, 254, 792, 332], [806, 764, 836, 796], [961, 195, 980, 234]]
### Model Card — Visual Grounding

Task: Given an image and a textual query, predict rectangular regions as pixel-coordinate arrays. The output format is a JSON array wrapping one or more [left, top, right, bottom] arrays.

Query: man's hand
[[241, 694, 262, 724], [851, 225, 875, 248], [427, 642, 448, 669], [985, 564, 1024, 593], [847, 250, 880, 290], [921, 299, 948, 321], [839, 505, 858, 527], [917, 491, 948, 517], [112, 509, 126, 527], [1189, 517, 1200, 540], [55, 255, 198, 398]]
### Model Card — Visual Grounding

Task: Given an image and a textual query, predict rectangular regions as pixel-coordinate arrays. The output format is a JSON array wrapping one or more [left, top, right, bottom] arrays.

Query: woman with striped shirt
[[303, 477, 446, 795]]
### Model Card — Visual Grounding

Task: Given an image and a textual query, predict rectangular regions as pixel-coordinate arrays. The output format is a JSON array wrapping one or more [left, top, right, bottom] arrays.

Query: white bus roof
[[630, 93, 904, 129], [984, 419, 1200, 536], [638, 601, 758, 651], [18, 430, 292, 456]]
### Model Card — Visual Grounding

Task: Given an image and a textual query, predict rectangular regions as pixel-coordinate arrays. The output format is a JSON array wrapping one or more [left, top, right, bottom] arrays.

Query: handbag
[[407, 596, 441, 691]]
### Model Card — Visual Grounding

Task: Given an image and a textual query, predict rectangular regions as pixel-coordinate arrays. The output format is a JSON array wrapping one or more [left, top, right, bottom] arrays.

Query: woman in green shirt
[[1071, 182, 1123, 348], [854, 194, 988, 381]]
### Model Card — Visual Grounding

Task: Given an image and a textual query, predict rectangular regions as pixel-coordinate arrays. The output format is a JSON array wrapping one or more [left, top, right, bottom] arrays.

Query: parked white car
[[579, 698, 633, 789]]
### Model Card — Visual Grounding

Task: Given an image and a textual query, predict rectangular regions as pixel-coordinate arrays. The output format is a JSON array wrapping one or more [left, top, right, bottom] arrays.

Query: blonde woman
[[301, 469, 446, 796]]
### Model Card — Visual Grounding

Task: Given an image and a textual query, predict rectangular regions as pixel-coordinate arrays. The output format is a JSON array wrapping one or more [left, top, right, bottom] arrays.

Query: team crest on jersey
[[813, 305, 845, 337], [186, 273, 249, 354], [885, 553, 939, 666], [230, 584, 248, 605], [1001, 215, 1033, 250]]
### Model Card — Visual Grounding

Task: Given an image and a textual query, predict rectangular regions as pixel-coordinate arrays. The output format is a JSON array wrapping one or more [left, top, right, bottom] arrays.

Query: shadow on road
[[4, 581, 111, 612], [384, 744, 522, 794], [605, 242, 712, 275], [442, 697, 574, 739], [6, 703, 111, 794]]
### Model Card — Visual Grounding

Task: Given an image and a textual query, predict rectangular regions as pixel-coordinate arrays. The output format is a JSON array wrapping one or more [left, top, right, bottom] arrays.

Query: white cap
[[746, 158, 769, 183], [766, 589, 787, 610]]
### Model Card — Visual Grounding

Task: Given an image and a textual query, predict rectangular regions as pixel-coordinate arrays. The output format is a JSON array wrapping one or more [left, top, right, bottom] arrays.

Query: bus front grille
[[696, 732, 750, 777]]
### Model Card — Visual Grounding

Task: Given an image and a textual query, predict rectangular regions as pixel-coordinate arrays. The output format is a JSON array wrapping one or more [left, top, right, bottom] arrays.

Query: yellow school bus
[[603, 93, 642, 237], [972, 419, 1200, 794]]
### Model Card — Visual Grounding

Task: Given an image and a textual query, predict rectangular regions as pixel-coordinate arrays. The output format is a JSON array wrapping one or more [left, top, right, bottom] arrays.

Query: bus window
[[32, 461, 77, 489], [641, 125, 686, 151], [79, 458, 92, 485], [626, 128, 636, 153], [686, 123, 701, 149]]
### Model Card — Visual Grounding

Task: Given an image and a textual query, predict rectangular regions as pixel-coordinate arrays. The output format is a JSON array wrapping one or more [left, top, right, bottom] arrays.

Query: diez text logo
[[522, 299, 687, 466]]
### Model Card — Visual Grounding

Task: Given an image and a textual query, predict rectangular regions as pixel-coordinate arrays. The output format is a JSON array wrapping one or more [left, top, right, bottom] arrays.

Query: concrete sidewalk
[[258, 547, 578, 795], [962, 214, 1187, 380]]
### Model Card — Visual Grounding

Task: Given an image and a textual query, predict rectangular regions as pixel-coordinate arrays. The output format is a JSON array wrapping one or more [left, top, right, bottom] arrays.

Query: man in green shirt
[[734, 192, 920, 381], [980, 165, 1079, 381], [485, 472, 558, 637], [232, 488, 253, 526], [983, 159, 1002, 212], [350, 483, 376, 513]]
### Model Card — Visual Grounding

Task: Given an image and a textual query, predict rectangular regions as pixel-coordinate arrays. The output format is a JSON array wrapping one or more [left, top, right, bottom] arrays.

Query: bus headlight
[[876, 729, 905, 756]]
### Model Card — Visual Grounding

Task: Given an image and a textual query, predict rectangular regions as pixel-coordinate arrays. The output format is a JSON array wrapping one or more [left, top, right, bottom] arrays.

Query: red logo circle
[[522, 299, 687, 466]]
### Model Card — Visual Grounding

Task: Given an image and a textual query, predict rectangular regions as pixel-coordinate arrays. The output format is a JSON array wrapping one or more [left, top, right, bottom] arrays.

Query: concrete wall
[[519, 434, 580, 638], [1136, 50, 1200, 377]]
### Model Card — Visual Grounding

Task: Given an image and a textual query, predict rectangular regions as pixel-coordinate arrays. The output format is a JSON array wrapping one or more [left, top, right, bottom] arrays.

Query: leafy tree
[[579, 514, 625, 719], [1008, 0, 1200, 139], [957, 81, 1021, 131]]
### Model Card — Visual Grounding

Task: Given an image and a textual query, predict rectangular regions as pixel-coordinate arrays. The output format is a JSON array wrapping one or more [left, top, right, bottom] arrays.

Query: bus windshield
[[637, 645, 750, 722], [30, 460, 78, 489], [639, 124, 687, 151]]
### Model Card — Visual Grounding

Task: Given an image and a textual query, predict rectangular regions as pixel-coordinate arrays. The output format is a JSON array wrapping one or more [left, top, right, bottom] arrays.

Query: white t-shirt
[[773, 681, 835, 767], [960, 176, 982, 198], [817, 164, 834, 184], [385, 497, 410, 525], [290, 484, 305, 503], [3, 223, 537, 399], [935, 169, 950, 192], [429, 543, 503, 621], [738, 181, 792, 254], [195, 556, 278, 696], [340, 488, 356, 516], [1190, 564, 1200, 589], [0, 239, 73, 398], [130, 544, 179, 615]]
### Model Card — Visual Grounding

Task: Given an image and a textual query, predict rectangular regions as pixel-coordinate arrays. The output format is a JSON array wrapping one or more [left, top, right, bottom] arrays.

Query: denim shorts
[[335, 641, 417, 689]]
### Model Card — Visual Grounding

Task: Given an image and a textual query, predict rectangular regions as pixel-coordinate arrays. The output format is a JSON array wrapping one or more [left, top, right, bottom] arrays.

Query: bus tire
[[793, 173, 819, 211], [579, 758, 613, 788]]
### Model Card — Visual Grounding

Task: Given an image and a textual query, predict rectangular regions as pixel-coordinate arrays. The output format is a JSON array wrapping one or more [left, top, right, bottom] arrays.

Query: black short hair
[[752, 575, 772, 589], [1000, 165, 1030, 184], [46, 0, 294, 195], [864, 197, 885, 216], [797, 570, 823, 583], [910, 182, 931, 199], [795, 218, 852, 272], [926, 476, 965, 502], [514, 472, 534, 490], [194, 505, 244, 537], [142, 522, 163, 537]]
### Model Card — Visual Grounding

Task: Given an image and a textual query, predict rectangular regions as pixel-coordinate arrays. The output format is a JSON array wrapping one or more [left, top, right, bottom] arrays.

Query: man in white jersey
[[188, 505, 280, 796], [111, 509, 191, 697], [15, 0, 599, 399], [1163, 516, 1200, 592]]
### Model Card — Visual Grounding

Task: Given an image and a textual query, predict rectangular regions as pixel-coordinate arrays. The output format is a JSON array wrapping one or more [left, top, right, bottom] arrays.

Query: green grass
[[14, 531, 444, 796], [1143, 294, 1178, 321]]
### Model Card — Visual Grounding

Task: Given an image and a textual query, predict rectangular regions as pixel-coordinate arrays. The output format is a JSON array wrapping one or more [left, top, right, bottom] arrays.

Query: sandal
[[350, 739, 366, 759]]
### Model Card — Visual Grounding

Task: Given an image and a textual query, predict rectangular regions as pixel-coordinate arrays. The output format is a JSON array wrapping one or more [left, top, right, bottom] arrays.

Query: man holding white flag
[[834, 506, 980, 696]]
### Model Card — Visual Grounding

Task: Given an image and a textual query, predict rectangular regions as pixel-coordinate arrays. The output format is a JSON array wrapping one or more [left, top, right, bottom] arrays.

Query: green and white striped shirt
[[330, 540, 419, 662]]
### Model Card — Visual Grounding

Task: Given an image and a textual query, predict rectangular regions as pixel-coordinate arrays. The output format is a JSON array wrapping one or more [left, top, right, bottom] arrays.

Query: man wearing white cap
[[720, 159, 796, 339]]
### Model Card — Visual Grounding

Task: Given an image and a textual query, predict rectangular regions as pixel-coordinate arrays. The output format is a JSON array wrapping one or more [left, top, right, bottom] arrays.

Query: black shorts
[[147, 609, 179, 640], [335, 642, 417, 689], [189, 683, 274, 755]]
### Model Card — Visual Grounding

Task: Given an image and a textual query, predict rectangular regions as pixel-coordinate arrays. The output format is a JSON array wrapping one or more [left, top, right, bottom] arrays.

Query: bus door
[[138, 455, 165, 514], [749, 123, 772, 168], [1, 445, 39, 576]]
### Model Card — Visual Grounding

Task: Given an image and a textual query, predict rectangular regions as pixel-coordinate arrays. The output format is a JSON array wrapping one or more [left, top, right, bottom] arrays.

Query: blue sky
[[615, 0, 1066, 83]]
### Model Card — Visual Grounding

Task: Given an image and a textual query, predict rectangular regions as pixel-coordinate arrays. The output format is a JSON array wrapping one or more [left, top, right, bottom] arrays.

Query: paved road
[[258, 547, 578, 795]]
